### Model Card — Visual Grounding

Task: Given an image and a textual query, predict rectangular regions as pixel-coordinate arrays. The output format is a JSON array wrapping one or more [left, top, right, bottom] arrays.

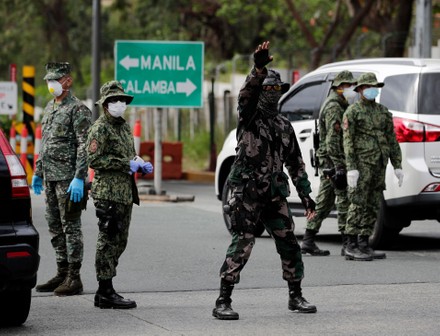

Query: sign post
[[115, 40, 204, 195]]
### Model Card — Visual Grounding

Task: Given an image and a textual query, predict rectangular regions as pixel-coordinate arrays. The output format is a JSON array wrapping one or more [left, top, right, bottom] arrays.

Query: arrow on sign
[[176, 78, 197, 97], [120, 55, 139, 70]]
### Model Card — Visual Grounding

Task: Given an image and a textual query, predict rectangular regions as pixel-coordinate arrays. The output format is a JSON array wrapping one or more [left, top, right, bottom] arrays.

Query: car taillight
[[422, 183, 440, 192], [7, 251, 31, 258], [0, 132, 30, 198], [393, 117, 440, 143]]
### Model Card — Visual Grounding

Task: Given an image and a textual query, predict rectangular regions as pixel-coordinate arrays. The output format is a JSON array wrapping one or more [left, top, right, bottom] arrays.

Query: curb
[[181, 171, 215, 183]]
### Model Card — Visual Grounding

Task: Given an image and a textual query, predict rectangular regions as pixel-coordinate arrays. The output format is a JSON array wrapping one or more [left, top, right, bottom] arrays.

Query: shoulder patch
[[89, 139, 98, 153], [343, 118, 349, 130], [334, 121, 341, 133]]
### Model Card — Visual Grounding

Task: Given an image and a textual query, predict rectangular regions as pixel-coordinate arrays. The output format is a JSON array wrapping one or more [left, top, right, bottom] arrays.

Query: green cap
[[354, 72, 384, 92], [95, 80, 134, 106], [332, 70, 357, 88], [43, 62, 71, 80]]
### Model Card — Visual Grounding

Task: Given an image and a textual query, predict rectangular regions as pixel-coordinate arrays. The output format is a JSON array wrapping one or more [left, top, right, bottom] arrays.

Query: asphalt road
[[2, 180, 440, 335]]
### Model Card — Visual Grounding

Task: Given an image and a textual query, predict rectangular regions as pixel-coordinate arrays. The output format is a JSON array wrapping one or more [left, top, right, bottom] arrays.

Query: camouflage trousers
[[345, 161, 386, 236], [94, 199, 132, 281], [306, 171, 348, 233], [220, 188, 304, 284], [44, 180, 83, 264]]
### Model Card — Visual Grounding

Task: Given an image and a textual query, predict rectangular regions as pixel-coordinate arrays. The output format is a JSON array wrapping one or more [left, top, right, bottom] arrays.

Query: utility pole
[[92, 0, 101, 121], [414, 0, 432, 58]]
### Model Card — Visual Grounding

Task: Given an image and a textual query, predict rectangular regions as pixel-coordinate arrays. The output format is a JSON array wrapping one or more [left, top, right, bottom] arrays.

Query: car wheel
[[0, 288, 32, 326], [369, 198, 406, 249], [221, 180, 266, 237]]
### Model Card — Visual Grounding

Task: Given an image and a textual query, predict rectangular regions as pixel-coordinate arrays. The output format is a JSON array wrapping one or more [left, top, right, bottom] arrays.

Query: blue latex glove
[[129, 160, 141, 174], [31, 175, 43, 195], [67, 178, 84, 203], [141, 162, 154, 174]]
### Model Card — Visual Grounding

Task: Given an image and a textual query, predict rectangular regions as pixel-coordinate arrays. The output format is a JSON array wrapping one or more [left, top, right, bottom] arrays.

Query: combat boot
[[300, 229, 330, 256], [54, 262, 83, 296], [340, 233, 349, 256], [358, 235, 386, 259], [344, 235, 373, 261], [94, 279, 137, 309], [288, 282, 317, 313], [212, 280, 239, 320], [36, 261, 68, 292]]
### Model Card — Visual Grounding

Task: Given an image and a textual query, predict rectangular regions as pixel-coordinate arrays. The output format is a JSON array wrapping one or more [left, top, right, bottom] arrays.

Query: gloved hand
[[129, 160, 141, 174], [347, 170, 359, 188], [67, 178, 84, 203], [301, 196, 316, 220], [141, 162, 154, 174], [254, 41, 273, 69], [31, 175, 43, 195], [394, 168, 404, 187]]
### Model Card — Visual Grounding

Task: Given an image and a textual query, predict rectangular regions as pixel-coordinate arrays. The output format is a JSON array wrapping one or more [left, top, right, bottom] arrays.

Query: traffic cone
[[33, 124, 42, 171], [9, 124, 16, 151], [20, 126, 28, 168], [133, 119, 141, 155]]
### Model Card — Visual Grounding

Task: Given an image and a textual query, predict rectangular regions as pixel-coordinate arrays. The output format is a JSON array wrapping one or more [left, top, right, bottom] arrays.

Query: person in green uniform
[[87, 81, 153, 308]]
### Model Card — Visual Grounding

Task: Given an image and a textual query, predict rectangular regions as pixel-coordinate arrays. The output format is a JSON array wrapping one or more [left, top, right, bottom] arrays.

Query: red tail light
[[7, 251, 31, 258], [394, 117, 440, 143], [0, 131, 30, 198]]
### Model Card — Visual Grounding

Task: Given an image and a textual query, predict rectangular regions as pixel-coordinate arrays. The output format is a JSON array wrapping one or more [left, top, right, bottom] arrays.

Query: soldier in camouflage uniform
[[301, 70, 356, 256], [342, 72, 403, 261], [87, 81, 153, 309], [213, 41, 317, 321], [32, 62, 92, 296]]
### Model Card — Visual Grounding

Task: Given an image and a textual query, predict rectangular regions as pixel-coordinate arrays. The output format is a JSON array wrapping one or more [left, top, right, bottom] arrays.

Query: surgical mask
[[47, 80, 65, 97], [363, 87, 379, 101], [342, 87, 358, 103], [107, 101, 126, 118]]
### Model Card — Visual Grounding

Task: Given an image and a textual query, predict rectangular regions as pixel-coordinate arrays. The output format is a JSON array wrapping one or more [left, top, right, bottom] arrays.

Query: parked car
[[215, 58, 440, 248], [0, 128, 40, 326]]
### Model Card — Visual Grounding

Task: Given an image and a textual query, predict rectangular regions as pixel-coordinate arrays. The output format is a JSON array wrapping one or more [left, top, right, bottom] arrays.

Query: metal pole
[[154, 108, 163, 195], [91, 0, 101, 121], [415, 0, 432, 58]]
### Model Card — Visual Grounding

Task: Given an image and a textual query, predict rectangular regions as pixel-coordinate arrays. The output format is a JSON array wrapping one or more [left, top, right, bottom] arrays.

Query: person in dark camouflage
[[87, 80, 153, 309], [213, 41, 317, 320], [301, 70, 356, 257], [32, 62, 91, 296], [342, 72, 403, 261]]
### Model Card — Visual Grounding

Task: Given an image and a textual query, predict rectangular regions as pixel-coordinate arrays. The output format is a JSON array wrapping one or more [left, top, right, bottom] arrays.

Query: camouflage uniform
[[35, 64, 91, 269], [220, 67, 313, 285], [87, 81, 139, 282], [343, 73, 402, 237]]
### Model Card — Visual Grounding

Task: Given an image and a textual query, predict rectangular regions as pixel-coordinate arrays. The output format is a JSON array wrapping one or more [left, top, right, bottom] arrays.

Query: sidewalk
[[23, 283, 439, 336]]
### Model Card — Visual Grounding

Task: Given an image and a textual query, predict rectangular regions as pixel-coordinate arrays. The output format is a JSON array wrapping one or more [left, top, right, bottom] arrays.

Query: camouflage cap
[[95, 80, 134, 106], [331, 70, 357, 88], [354, 72, 384, 92], [43, 62, 71, 80], [263, 69, 290, 93]]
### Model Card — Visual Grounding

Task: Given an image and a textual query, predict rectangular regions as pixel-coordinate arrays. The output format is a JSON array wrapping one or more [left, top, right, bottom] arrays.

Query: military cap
[[95, 80, 134, 106], [263, 69, 290, 93], [354, 72, 384, 92], [43, 62, 71, 80], [331, 70, 357, 88]]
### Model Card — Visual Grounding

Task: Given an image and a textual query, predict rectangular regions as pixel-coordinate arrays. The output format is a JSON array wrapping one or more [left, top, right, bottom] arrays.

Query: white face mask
[[47, 79, 65, 97], [107, 101, 127, 118], [342, 87, 358, 104]]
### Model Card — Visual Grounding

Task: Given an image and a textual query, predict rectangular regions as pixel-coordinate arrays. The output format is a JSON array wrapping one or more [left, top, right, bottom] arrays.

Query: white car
[[215, 58, 440, 247]]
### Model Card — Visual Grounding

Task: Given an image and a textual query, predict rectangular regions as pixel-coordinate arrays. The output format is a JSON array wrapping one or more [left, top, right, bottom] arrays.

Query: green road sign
[[115, 40, 204, 108]]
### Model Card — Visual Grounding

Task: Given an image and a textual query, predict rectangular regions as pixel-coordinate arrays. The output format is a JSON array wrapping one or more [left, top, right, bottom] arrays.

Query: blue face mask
[[363, 87, 379, 100]]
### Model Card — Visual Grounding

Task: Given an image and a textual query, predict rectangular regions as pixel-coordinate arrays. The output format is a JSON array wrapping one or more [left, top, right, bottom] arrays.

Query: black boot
[[340, 233, 349, 256], [358, 235, 386, 259], [344, 235, 373, 261], [300, 229, 330, 256], [95, 279, 137, 309], [288, 282, 317, 313], [36, 261, 68, 292], [212, 280, 239, 320]]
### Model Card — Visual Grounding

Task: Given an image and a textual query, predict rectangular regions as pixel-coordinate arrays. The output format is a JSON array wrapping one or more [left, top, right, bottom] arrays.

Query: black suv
[[0, 128, 39, 326]]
